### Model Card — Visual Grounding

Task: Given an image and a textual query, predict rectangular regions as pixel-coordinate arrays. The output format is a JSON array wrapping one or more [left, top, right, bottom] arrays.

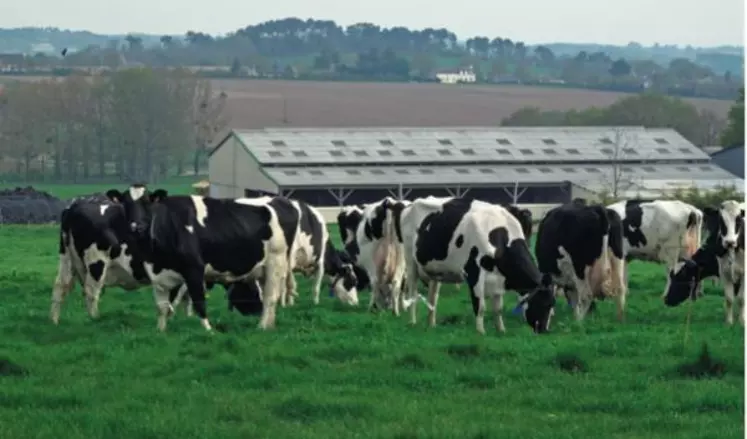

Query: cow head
[[106, 184, 168, 236], [703, 200, 744, 255], [324, 243, 360, 306], [504, 204, 533, 240], [515, 274, 556, 333], [330, 263, 360, 306], [663, 258, 701, 307]]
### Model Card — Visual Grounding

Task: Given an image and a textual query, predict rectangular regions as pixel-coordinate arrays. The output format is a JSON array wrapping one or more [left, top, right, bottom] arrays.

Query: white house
[[435, 66, 477, 84]]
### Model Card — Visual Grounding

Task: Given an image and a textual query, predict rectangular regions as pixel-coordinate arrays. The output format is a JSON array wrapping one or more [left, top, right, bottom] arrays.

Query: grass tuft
[[674, 343, 728, 379]]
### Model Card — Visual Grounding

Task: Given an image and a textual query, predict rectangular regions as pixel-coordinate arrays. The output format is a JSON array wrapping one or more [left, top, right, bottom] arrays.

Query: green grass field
[[0, 184, 744, 438]]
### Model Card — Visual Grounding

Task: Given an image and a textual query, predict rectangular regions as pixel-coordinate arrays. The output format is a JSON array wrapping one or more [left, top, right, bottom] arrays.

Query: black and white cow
[[502, 204, 533, 241], [336, 204, 372, 292], [50, 191, 189, 324], [274, 197, 359, 307], [607, 199, 703, 298], [106, 185, 293, 332], [344, 198, 412, 313], [380, 196, 555, 334], [535, 201, 626, 322], [664, 200, 745, 325]]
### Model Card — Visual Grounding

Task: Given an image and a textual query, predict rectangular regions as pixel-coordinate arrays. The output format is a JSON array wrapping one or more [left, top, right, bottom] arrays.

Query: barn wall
[[208, 135, 278, 198]]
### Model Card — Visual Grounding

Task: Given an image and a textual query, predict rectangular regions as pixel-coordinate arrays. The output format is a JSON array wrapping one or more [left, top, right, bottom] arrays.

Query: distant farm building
[[208, 126, 742, 207], [435, 67, 476, 84], [709, 145, 744, 178]]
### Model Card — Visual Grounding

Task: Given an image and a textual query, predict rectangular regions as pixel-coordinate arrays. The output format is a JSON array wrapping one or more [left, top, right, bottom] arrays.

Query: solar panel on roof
[[562, 167, 576, 173], [379, 140, 394, 146], [371, 169, 385, 175], [654, 138, 669, 144], [455, 169, 469, 174], [346, 169, 361, 175], [677, 166, 691, 172], [353, 150, 369, 156], [268, 151, 283, 157], [438, 139, 453, 145], [539, 167, 553, 173], [309, 170, 324, 176], [330, 150, 344, 157], [678, 148, 693, 154], [420, 169, 434, 174], [402, 149, 416, 156], [461, 148, 476, 155], [585, 168, 600, 173], [599, 137, 613, 145], [519, 149, 534, 155], [496, 138, 512, 145], [656, 148, 670, 154], [623, 148, 637, 155], [516, 168, 529, 173], [271, 140, 286, 147], [395, 169, 410, 174], [600, 148, 613, 155], [542, 148, 558, 155], [331, 140, 346, 147], [284, 170, 299, 176], [292, 150, 307, 157], [479, 168, 494, 174], [542, 138, 557, 145], [437, 149, 451, 155], [378, 150, 392, 156], [566, 148, 580, 154], [496, 148, 511, 155]]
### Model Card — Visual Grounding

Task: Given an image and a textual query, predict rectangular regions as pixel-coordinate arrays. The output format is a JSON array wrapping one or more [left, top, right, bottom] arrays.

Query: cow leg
[[724, 281, 736, 326], [468, 282, 487, 335], [737, 280, 745, 326], [312, 262, 324, 305], [258, 252, 287, 330], [612, 260, 628, 323], [169, 285, 192, 318], [491, 292, 506, 333], [50, 251, 75, 325], [152, 284, 176, 332], [83, 260, 108, 319], [426, 281, 440, 327]]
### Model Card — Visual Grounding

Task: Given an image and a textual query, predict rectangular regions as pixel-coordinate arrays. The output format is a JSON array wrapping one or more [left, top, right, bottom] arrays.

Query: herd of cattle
[[49, 184, 745, 335]]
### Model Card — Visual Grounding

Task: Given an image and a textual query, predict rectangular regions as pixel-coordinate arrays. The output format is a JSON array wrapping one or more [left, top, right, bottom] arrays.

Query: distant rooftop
[[263, 162, 736, 188], [220, 126, 709, 166]]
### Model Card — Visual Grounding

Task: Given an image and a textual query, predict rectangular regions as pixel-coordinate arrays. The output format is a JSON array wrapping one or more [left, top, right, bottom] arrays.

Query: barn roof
[[263, 162, 737, 188], [218, 126, 709, 166]]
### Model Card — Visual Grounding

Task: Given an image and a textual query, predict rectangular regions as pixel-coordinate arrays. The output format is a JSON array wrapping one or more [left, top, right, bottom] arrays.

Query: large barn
[[207, 126, 742, 206]]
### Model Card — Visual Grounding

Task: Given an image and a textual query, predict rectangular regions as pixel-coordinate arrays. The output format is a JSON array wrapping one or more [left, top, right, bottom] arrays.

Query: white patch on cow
[[714, 200, 746, 325], [191, 195, 209, 227], [99, 205, 109, 215], [185, 225, 194, 233], [129, 186, 145, 201]]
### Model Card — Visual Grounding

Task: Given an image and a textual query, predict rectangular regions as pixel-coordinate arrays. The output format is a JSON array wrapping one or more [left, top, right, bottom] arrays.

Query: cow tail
[[592, 206, 613, 298], [59, 208, 70, 254]]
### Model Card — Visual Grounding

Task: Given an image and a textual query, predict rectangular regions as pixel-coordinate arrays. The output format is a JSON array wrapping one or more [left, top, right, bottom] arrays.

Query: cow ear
[[106, 189, 122, 203], [150, 189, 168, 203]]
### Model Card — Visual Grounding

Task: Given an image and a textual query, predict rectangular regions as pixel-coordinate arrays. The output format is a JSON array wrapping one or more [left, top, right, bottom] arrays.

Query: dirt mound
[[0, 186, 66, 224]]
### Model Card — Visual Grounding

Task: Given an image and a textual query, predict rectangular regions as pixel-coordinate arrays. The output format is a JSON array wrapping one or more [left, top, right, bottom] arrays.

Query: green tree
[[720, 87, 744, 147]]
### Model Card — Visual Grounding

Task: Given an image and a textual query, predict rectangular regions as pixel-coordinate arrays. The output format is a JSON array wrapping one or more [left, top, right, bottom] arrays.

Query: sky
[[1, 0, 744, 47]]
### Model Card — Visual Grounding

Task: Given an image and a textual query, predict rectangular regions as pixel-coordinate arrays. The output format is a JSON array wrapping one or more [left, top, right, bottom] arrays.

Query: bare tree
[[191, 79, 229, 175], [599, 128, 645, 199]]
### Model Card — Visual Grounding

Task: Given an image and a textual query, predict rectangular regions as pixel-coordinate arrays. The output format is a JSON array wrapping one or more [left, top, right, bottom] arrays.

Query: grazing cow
[[50, 193, 188, 324], [106, 185, 292, 332], [345, 197, 412, 313], [226, 280, 264, 316], [382, 196, 555, 334], [535, 201, 626, 321], [606, 199, 703, 293], [279, 198, 359, 306], [664, 200, 745, 325]]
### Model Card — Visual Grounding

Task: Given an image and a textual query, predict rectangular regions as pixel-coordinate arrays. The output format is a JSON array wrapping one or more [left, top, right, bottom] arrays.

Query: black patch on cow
[[297, 200, 323, 264], [606, 208, 624, 260], [502, 204, 533, 240], [535, 203, 610, 281], [269, 197, 300, 258], [227, 281, 264, 316], [455, 234, 464, 248], [337, 207, 363, 245], [665, 246, 722, 307], [686, 211, 697, 229], [88, 261, 105, 282], [622, 200, 647, 249], [464, 246, 481, 315], [415, 198, 472, 266]]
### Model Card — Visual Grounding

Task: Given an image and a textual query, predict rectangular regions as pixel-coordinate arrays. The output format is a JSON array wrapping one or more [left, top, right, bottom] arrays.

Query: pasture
[[0, 219, 744, 438]]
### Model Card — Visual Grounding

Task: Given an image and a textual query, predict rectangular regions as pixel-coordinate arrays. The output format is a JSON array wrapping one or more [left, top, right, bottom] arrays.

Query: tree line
[[8, 18, 742, 101], [0, 68, 229, 182], [501, 90, 745, 147]]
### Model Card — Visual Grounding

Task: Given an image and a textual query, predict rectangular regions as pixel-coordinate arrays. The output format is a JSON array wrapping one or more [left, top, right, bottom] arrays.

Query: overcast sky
[[1, 0, 743, 47]]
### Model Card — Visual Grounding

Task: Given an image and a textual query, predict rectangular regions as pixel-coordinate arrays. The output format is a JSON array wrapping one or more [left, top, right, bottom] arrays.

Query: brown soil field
[[215, 79, 733, 129], [1, 76, 733, 128]]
